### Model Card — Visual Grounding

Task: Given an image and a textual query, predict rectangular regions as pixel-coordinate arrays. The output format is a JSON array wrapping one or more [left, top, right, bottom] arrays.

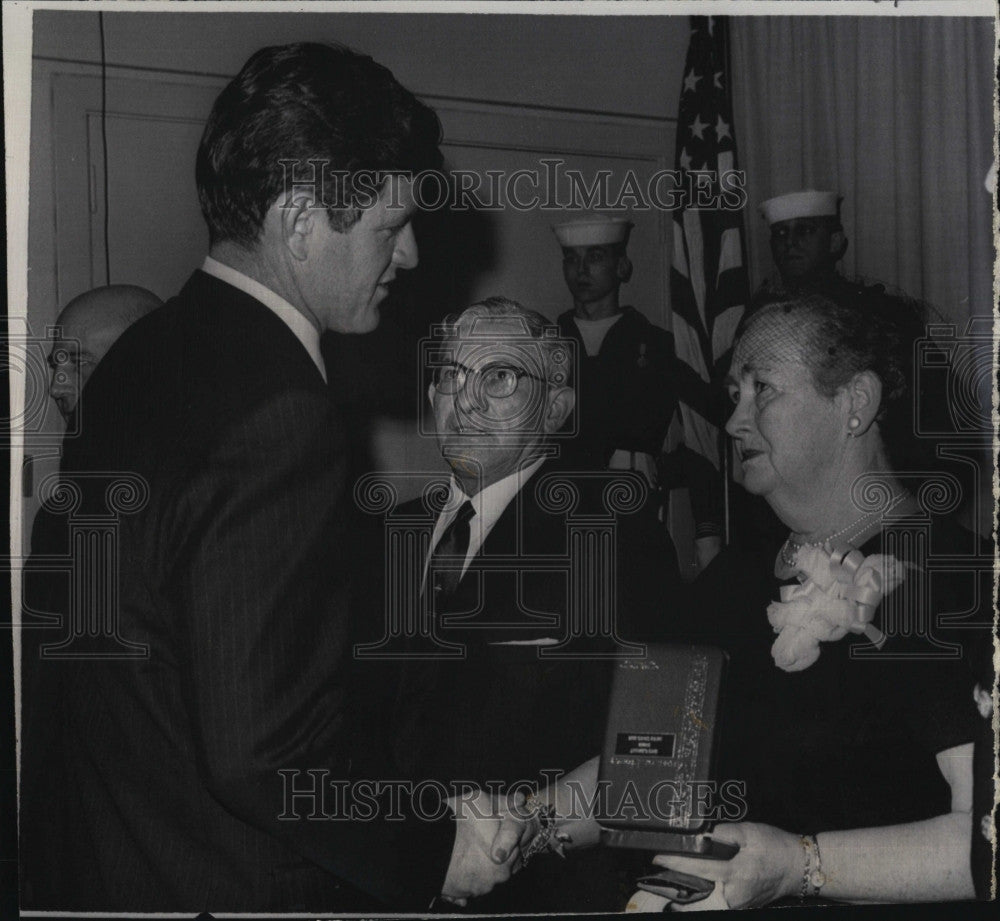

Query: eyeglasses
[[433, 361, 548, 399]]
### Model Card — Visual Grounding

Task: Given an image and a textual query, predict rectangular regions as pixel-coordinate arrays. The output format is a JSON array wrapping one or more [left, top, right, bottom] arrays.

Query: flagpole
[[722, 432, 732, 546], [669, 14, 749, 551]]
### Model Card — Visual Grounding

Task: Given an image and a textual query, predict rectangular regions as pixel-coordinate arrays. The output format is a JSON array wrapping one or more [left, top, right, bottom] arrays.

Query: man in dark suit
[[385, 297, 680, 911], [21, 43, 522, 912], [18, 285, 161, 899]]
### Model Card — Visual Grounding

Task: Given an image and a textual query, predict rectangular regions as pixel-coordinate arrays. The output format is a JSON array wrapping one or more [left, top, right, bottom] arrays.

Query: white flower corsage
[[766, 545, 908, 672]]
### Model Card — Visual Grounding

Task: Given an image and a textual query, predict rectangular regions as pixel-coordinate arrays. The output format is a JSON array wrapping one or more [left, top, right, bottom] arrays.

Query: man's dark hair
[[196, 42, 442, 246]]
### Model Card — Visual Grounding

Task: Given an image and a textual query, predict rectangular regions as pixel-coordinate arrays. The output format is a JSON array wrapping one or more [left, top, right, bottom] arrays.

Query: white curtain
[[731, 16, 995, 324]]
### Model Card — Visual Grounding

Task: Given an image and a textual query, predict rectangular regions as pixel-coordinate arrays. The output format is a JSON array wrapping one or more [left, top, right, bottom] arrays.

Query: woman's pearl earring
[[847, 417, 861, 436]]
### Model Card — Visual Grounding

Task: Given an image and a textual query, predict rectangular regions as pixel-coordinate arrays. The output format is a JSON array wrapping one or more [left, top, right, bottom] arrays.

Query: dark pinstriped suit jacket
[[21, 271, 453, 911]]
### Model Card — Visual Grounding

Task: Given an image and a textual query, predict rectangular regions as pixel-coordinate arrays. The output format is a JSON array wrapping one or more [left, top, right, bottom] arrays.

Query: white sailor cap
[[552, 214, 633, 247], [759, 190, 841, 226]]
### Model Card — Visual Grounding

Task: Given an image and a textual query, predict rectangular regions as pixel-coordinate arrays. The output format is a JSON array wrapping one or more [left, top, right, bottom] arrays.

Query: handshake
[[439, 757, 601, 905], [440, 787, 548, 905]]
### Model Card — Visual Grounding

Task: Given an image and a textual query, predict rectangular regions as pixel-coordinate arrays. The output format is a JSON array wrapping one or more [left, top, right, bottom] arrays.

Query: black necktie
[[429, 500, 475, 598]]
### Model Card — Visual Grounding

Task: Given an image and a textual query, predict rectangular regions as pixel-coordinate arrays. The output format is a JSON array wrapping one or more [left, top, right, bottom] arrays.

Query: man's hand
[[440, 788, 532, 905]]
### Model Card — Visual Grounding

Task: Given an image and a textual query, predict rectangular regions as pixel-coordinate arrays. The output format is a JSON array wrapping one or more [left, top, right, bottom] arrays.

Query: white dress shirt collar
[[201, 256, 327, 383], [428, 456, 547, 578]]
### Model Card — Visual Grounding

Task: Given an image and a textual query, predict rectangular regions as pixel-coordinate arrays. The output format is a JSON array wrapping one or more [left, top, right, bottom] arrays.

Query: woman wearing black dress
[[645, 290, 987, 909]]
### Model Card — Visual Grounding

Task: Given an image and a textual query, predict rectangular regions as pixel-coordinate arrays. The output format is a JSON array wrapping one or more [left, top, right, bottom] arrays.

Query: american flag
[[670, 16, 750, 470]]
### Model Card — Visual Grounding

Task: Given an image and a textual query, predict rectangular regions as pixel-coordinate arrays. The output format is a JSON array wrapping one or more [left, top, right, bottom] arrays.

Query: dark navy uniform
[[748, 271, 883, 317], [555, 306, 723, 538]]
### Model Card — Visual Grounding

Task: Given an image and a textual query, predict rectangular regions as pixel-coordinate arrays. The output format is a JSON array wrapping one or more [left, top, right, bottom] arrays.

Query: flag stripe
[[682, 209, 708, 320], [672, 313, 712, 382], [711, 304, 744, 368], [672, 228, 690, 278], [669, 15, 751, 475], [670, 267, 713, 369], [716, 227, 743, 280]]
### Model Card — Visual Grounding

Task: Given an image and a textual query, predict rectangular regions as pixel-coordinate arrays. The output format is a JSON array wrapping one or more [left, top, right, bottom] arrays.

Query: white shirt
[[573, 312, 623, 357], [201, 256, 327, 383], [424, 456, 556, 646], [425, 456, 546, 582]]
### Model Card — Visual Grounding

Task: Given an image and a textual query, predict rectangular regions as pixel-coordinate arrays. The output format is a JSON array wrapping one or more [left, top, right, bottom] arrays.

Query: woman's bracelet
[[798, 834, 826, 898], [519, 792, 573, 868]]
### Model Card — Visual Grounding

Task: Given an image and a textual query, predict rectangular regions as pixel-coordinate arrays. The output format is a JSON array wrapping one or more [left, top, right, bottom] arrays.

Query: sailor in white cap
[[551, 214, 723, 570], [750, 189, 852, 312]]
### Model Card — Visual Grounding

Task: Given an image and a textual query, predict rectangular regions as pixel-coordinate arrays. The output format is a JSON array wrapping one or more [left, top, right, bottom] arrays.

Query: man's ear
[[829, 229, 848, 261], [616, 256, 634, 284], [543, 386, 576, 434], [271, 190, 318, 262], [427, 381, 436, 409], [845, 369, 882, 435]]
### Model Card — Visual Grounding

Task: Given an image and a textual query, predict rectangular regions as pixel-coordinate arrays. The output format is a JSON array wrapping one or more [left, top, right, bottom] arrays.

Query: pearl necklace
[[779, 492, 910, 570]]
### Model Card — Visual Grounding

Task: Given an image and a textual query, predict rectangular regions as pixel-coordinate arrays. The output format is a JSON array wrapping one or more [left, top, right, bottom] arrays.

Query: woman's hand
[[651, 823, 803, 911]]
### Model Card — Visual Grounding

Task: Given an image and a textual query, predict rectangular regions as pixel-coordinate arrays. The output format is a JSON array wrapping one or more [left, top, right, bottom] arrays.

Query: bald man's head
[[48, 285, 161, 420]]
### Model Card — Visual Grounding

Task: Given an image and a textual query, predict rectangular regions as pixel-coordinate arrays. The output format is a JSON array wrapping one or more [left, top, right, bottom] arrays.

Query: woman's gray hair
[[735, 289, 933, 474]]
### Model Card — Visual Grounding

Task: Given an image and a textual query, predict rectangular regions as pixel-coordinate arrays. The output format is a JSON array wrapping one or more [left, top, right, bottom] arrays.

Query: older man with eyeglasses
[[381, 296, 681, 913], [427, 299, 575, 510]]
